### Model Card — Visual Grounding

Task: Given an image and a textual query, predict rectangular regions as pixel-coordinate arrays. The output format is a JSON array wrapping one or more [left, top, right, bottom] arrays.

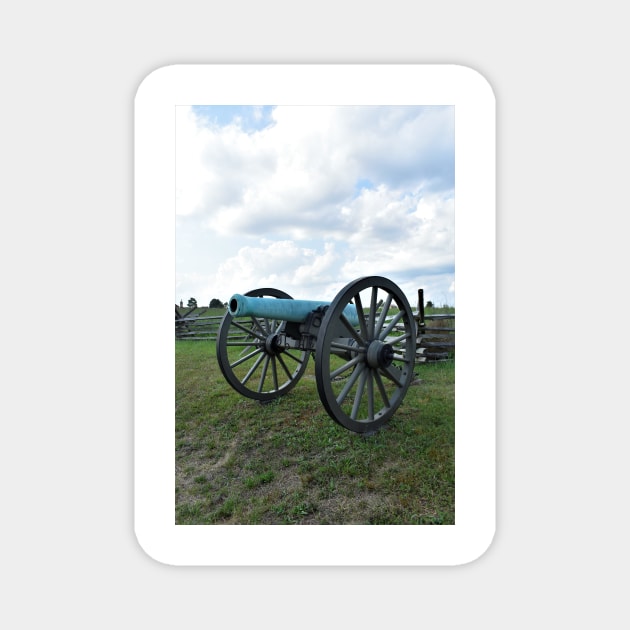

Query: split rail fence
[[176, 289, 454, 362]]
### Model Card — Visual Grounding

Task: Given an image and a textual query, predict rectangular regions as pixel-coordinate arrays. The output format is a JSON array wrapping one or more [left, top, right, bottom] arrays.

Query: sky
[[176, 105, 455, 310]]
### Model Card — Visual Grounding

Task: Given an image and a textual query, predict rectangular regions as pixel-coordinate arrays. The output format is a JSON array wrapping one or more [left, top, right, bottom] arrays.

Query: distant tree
[[209, 298, 224, 308], [426, 300, 434, 309], [187, 297, 197, 308]]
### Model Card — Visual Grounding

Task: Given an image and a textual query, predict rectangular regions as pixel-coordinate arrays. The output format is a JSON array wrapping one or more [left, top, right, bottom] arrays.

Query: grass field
[[175, 337, 455, 525]]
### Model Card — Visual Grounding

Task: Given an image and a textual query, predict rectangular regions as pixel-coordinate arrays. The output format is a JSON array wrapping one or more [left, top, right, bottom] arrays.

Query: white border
[[134, 64, 495, 565]]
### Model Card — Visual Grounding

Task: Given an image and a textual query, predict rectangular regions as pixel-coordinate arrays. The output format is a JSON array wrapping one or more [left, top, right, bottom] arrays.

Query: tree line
[[180, 297, 226, 309]]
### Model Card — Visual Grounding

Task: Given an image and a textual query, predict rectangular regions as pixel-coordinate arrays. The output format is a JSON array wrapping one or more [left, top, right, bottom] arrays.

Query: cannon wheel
[[216, 288, 310, 402], [315, 276, 417, 433]]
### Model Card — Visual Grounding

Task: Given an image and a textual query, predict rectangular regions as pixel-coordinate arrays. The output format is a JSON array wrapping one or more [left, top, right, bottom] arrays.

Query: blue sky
[[176, 105, 454, 308]]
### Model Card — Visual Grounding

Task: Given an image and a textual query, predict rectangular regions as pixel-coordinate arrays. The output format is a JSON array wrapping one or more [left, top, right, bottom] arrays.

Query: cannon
[[216, 276, 417, 434]]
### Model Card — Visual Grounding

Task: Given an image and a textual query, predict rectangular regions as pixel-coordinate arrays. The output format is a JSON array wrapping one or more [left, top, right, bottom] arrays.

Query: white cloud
[[206, 240, 342, 302], [175, 105, 455, 307]]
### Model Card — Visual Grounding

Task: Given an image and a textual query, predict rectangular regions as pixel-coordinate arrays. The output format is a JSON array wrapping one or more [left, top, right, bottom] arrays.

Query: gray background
[[2, 1, 627, 627]]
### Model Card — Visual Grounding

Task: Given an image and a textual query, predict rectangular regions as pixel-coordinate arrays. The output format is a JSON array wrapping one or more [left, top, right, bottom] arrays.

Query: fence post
[[417, 288, 425, 332]]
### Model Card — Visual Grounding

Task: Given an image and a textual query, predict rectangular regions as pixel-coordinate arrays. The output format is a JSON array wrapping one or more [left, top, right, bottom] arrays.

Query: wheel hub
[[366, 340, 394, 369], [264, 333, 283, 355]]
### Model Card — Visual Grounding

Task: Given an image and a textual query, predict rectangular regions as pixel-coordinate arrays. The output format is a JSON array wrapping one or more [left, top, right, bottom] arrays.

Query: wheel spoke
[[368, 286, 378, 338], [276, 353, 294, 381], [391, 354, 412, 364], [335, 362, 365, 406], [367, 370, 375, 422], [240, 352, 266, 386], [350, 367, 368, 420], [230, 347, 262, 369], [374, 370, 390, 408], [230, 319, 266, 341], [250, 316, 267, 337], [388, 331, 412, 346], [238, 344, 256, 358], [271, 356, 279, 391], [353, 292, 369, 340], [224, 340, 262, 348], [330, 354, 363, 379], [283, 350, 305, 365], [258, 355, 270, 393], [380, 364, 405, 388], [374, 293, 393, 338], [340, 313, 365, 345], [329, 341, 366, 354], [379, 310, 404, 341]]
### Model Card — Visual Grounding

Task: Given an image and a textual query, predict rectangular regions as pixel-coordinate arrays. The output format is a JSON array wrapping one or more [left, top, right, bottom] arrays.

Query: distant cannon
[[216, 276, 416, 434]]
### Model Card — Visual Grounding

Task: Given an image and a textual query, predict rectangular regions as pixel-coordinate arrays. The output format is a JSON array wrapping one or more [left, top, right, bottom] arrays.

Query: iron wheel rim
[[315, 276, 416, 433], [216, 288, 310, 401]]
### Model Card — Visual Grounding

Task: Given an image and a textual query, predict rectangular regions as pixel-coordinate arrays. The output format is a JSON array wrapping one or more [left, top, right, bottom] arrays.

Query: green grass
[[176, 340, 455, 525]]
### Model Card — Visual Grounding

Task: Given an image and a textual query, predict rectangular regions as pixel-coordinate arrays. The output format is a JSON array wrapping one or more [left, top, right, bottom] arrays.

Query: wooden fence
[[175, 306, 224, 340], [414, 289, 455, 362], [176, 289, 454, 362]]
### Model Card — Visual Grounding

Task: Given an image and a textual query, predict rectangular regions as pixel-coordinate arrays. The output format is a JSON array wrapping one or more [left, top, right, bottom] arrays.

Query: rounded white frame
[[134, 64, 495, 566]]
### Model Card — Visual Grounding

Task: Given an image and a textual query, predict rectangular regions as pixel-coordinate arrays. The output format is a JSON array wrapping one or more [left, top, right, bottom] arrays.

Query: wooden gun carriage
[[216, 276, 417, 434]]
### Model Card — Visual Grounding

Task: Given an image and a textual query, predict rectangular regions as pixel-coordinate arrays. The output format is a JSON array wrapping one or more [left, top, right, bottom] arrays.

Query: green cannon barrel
[[228, 294, 360, 326]]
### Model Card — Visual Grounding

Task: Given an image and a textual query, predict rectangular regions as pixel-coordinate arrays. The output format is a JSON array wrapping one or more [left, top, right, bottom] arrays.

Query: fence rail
[[176, 289, 454, 361], [175, 307, 223, 340]]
